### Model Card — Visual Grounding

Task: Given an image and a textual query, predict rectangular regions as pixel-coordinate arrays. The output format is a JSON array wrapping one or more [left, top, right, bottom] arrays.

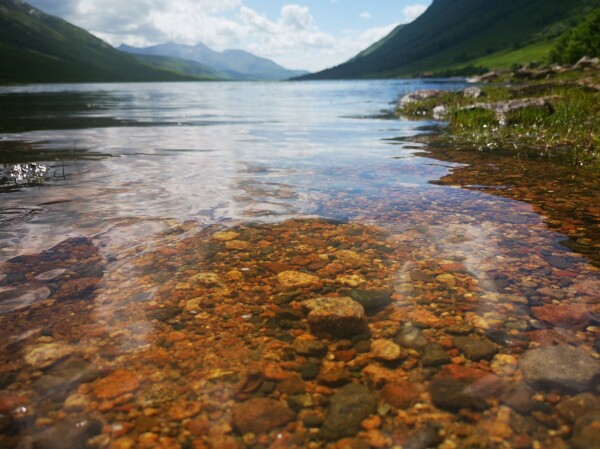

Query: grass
[[467, 40, 555, 71], [396, 70, 600, 167]]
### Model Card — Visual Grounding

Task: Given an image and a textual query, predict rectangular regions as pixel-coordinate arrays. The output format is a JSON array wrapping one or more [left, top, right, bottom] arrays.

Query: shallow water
[[0, 81, 599, 449]]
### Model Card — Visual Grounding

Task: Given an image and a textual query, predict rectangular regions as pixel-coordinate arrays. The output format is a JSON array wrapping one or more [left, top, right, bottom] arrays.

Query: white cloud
[[359, 12, 371, 20], [27, 0, 402, 72], [403, 4, 428, 22]]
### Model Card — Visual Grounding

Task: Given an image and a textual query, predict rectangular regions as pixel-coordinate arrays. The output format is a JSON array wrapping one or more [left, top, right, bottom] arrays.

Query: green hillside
[[128, 54, 222, 81], [0, 0, 198, 83], [302, 0, 600, 80]]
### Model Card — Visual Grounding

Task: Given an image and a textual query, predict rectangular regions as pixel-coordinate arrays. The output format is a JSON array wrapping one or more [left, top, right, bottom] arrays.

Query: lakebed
[[0, 80, 599, 449]]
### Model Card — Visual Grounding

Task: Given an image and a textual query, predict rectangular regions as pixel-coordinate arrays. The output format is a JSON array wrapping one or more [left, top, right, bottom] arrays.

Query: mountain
[[127, 54, 220, 81], [0, 0, 201, 83], [119, 42, 310, 81], [301, 0, 600, 80]]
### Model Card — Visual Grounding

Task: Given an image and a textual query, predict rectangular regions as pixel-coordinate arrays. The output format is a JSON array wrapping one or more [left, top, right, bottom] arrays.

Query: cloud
[[27, 0, 401, 72], [403, 4, 428, 22], [359, 12, 371, 20]]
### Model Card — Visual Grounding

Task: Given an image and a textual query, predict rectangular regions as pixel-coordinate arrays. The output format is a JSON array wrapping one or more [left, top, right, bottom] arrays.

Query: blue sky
[[28, 0, 432, 72]]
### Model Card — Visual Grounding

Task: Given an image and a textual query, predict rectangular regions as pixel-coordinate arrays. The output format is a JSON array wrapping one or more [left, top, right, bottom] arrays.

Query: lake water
[[0, 81, 599, 449]]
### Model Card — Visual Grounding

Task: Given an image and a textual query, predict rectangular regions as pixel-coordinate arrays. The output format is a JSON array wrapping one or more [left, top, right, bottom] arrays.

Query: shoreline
[[395, 58, 600, 168]]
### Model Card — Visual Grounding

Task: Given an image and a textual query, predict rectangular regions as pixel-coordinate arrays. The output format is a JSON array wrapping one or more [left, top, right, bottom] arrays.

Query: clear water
[[0, 81, 599, 449]]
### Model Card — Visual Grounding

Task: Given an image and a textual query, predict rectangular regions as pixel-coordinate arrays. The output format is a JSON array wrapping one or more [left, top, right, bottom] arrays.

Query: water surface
[[1, 81, 599, 449]]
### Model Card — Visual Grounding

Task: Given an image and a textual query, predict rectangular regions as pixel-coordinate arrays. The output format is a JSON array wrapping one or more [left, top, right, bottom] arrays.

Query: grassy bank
[[397, 64, 600, 167]]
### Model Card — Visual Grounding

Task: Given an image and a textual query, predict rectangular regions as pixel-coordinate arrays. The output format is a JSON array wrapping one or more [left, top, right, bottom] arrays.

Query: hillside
[[301, 0, 600, 80], [128, 54, 221, 81], [119, 42, 309, 81], [0, 0, 198, 83]]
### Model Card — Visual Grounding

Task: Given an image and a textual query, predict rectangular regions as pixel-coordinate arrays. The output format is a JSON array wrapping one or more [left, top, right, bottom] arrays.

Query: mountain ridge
[[300, 0, 600, 80], [0, 0, 201, 83], [119, 42, 309, 81]]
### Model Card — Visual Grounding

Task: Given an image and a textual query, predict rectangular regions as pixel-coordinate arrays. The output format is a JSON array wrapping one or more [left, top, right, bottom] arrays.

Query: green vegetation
[[396, 70, 600, 167], [301, 0, 600, 80], [551, 8, 600, 64], [128, 54, 221, 81], [0, 0, 204, 83]]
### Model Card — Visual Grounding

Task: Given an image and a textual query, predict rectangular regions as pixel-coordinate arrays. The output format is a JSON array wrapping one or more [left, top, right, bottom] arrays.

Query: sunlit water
[[1, 81, 599, 449]]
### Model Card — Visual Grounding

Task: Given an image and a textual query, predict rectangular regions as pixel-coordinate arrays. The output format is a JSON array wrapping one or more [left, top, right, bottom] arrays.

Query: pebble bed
[[1, 211, 599, 449]]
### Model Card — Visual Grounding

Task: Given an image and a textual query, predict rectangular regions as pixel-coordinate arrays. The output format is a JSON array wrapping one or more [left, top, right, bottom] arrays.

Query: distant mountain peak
[[119, 41, 309, 81]]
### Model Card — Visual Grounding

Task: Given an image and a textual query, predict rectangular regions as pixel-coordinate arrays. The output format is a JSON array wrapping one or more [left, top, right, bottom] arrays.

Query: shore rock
[[231, 398, 295, 435], [463, 87, 484, 98], [519, 345, 600, 392], [397, 90, 446, 110], [320, 383, 377, 440], [303, 297, 367, 338], [459, 97, 554, 126]]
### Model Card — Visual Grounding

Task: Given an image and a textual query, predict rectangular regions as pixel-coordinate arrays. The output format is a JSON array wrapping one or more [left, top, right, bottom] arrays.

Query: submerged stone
[[519, 345, 600, 392], [277, 271, 319, 289], [303, 297, 367, 338], [420, 343, 450, 367], [320, 383, 377, 440], [348, 289, 392, 315], [23, 343, 74, 370], [231, 398, 295, 435], [430, 378, 490, 412], [32, 417, 102, 449], [571, 413, 600, 449], [370, 339, 405, 362], [396, 326, 428, 350], [453, 336, 497, 361]]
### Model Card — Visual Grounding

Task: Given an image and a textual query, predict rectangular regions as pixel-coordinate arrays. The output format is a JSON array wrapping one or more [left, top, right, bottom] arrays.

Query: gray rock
[[467, 71, 499, 83], [33, 417, 102, 449], [519, 345, 600, 392], [320, 383, 376, 440], [430, 379, 489, 412], [348, 289, 392, 315], [420, 343, 450, 367], [463, 87, 484, 98], [574, 56, 600, 70], [397, 90, 446, 109], [459, 97, 555, 126], [453, 336, 497, 361], [432, 105, 448, 120], [395, 325, 428, 350], [572, 413, 600, 449]]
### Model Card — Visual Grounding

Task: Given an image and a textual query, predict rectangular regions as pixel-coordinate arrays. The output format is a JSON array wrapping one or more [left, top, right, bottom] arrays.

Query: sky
[[27, 0, 432, 72]]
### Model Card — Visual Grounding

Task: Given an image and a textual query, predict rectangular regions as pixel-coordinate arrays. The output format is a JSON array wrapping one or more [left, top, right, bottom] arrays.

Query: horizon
[[26, 0, 432, 72]]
